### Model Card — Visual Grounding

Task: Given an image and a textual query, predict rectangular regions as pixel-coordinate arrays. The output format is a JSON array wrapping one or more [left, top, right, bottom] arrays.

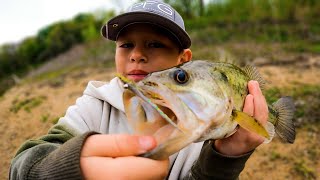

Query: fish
[[118, 60, 296, 160]]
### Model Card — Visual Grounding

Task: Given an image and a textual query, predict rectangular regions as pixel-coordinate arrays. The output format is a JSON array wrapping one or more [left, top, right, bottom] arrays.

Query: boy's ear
[[179, 49, 192, 64]]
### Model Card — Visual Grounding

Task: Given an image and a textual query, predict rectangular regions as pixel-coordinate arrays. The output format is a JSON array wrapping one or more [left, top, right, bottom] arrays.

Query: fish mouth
[[122, 80, 232, 159], [123, 80, 211, 160], [123, 82, 188, 133]]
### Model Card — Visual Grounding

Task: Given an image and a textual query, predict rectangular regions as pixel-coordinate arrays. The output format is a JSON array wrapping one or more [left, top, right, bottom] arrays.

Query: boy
[[10, 1, 268, 179]]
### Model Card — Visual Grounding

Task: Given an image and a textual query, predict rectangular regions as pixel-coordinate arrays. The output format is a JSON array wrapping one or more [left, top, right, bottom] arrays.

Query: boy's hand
[[81, 134, 169, 180], [214, 80, 268, 156]]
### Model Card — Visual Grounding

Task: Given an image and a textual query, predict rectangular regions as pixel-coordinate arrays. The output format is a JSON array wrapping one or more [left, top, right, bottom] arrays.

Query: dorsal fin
[[243, 65, 266, 89]]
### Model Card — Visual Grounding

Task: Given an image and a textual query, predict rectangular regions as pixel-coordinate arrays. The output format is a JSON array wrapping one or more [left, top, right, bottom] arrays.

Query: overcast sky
[[0, 0, 134, 45]]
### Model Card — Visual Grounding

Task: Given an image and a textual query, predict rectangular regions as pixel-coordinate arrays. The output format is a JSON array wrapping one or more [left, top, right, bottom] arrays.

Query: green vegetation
[[306, 144, 319, 163], [264, 85, 320, 126], [1, 0, 319, 96], [40, 113, 61, 124], [0, 11, 115, 95], [10, 96, 47, 113], [293, 160, 316, 180], [186, 0, 320, 54], [51, 116, 60, 124], [264, 87, 282, 103], [40, 113, 50, 123], [269, 151, 282, 161]]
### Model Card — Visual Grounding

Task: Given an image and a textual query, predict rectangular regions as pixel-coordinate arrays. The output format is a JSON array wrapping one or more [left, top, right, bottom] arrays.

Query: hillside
[[1, 37, 319, 179]]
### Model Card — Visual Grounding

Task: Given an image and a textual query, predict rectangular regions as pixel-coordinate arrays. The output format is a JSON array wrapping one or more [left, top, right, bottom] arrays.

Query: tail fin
[[269, 96, 296, 143]]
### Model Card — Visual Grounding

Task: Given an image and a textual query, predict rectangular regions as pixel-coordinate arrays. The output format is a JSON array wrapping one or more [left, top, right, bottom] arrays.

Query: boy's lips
[[127, 70, 149, 81]]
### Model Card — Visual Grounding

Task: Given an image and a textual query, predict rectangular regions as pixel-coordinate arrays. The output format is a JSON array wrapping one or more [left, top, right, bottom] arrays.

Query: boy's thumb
[[81, 134, 157, 157]]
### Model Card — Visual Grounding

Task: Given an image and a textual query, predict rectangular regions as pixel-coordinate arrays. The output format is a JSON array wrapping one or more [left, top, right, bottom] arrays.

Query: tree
[[199, 0, 204, 16]]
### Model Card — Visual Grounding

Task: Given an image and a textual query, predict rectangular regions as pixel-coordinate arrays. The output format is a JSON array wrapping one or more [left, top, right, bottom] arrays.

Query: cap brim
[[101, 12, 191, 49]]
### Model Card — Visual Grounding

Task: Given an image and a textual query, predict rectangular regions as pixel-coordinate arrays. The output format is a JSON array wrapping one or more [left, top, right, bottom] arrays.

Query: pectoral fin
[[232, 110, 270, 139], [140, 131, 196, 160]]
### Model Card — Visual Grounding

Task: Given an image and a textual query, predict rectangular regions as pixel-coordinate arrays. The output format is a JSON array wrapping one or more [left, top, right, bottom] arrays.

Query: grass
[[306, 146, 319, 162], [293, 160, 316, 180], [51, 116, 60, 124], [40, 113, 61, 124], [264, 87, 282, 104], [264, 84, 320, 126], [269, 151, 282, 161], [40, 113, 50, 123], [30, 66, 76, 82], [47, 77, 65, 88], [10, 96, 47, 113]]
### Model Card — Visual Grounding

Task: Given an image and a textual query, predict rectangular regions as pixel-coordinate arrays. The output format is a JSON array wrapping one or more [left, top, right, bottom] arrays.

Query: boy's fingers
[[243, 94, 254, 116], [82, 156, 169, 180], [81, 134, 157, 157], [248, 81, 268, 125]]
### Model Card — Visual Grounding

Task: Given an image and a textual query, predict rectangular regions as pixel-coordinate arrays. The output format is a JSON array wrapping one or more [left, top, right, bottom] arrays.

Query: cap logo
[[130, 1, 174, 20], [158, 4, 173, 15]]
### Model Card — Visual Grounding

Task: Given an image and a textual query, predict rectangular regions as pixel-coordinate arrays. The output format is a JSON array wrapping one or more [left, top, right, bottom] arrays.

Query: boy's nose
[[130, 47, 148, 63]]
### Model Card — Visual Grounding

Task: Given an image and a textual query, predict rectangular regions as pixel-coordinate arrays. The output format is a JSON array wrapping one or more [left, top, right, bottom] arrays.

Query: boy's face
[[115, 24, 191, 82]]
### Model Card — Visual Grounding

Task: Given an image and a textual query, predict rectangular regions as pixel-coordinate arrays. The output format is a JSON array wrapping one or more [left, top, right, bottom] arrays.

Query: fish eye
[[173, 68, 189, 84]]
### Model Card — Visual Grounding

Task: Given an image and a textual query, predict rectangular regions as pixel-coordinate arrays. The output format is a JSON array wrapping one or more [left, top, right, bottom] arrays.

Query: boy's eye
[[119, 43, 133, 48], [148, 42, 165, 48]]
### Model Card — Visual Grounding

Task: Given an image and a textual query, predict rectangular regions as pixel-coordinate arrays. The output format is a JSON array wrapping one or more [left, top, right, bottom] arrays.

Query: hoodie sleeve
[[9, 123, 97, 180], [9, 93, 106, 179], [183, 140, 253, 180]]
